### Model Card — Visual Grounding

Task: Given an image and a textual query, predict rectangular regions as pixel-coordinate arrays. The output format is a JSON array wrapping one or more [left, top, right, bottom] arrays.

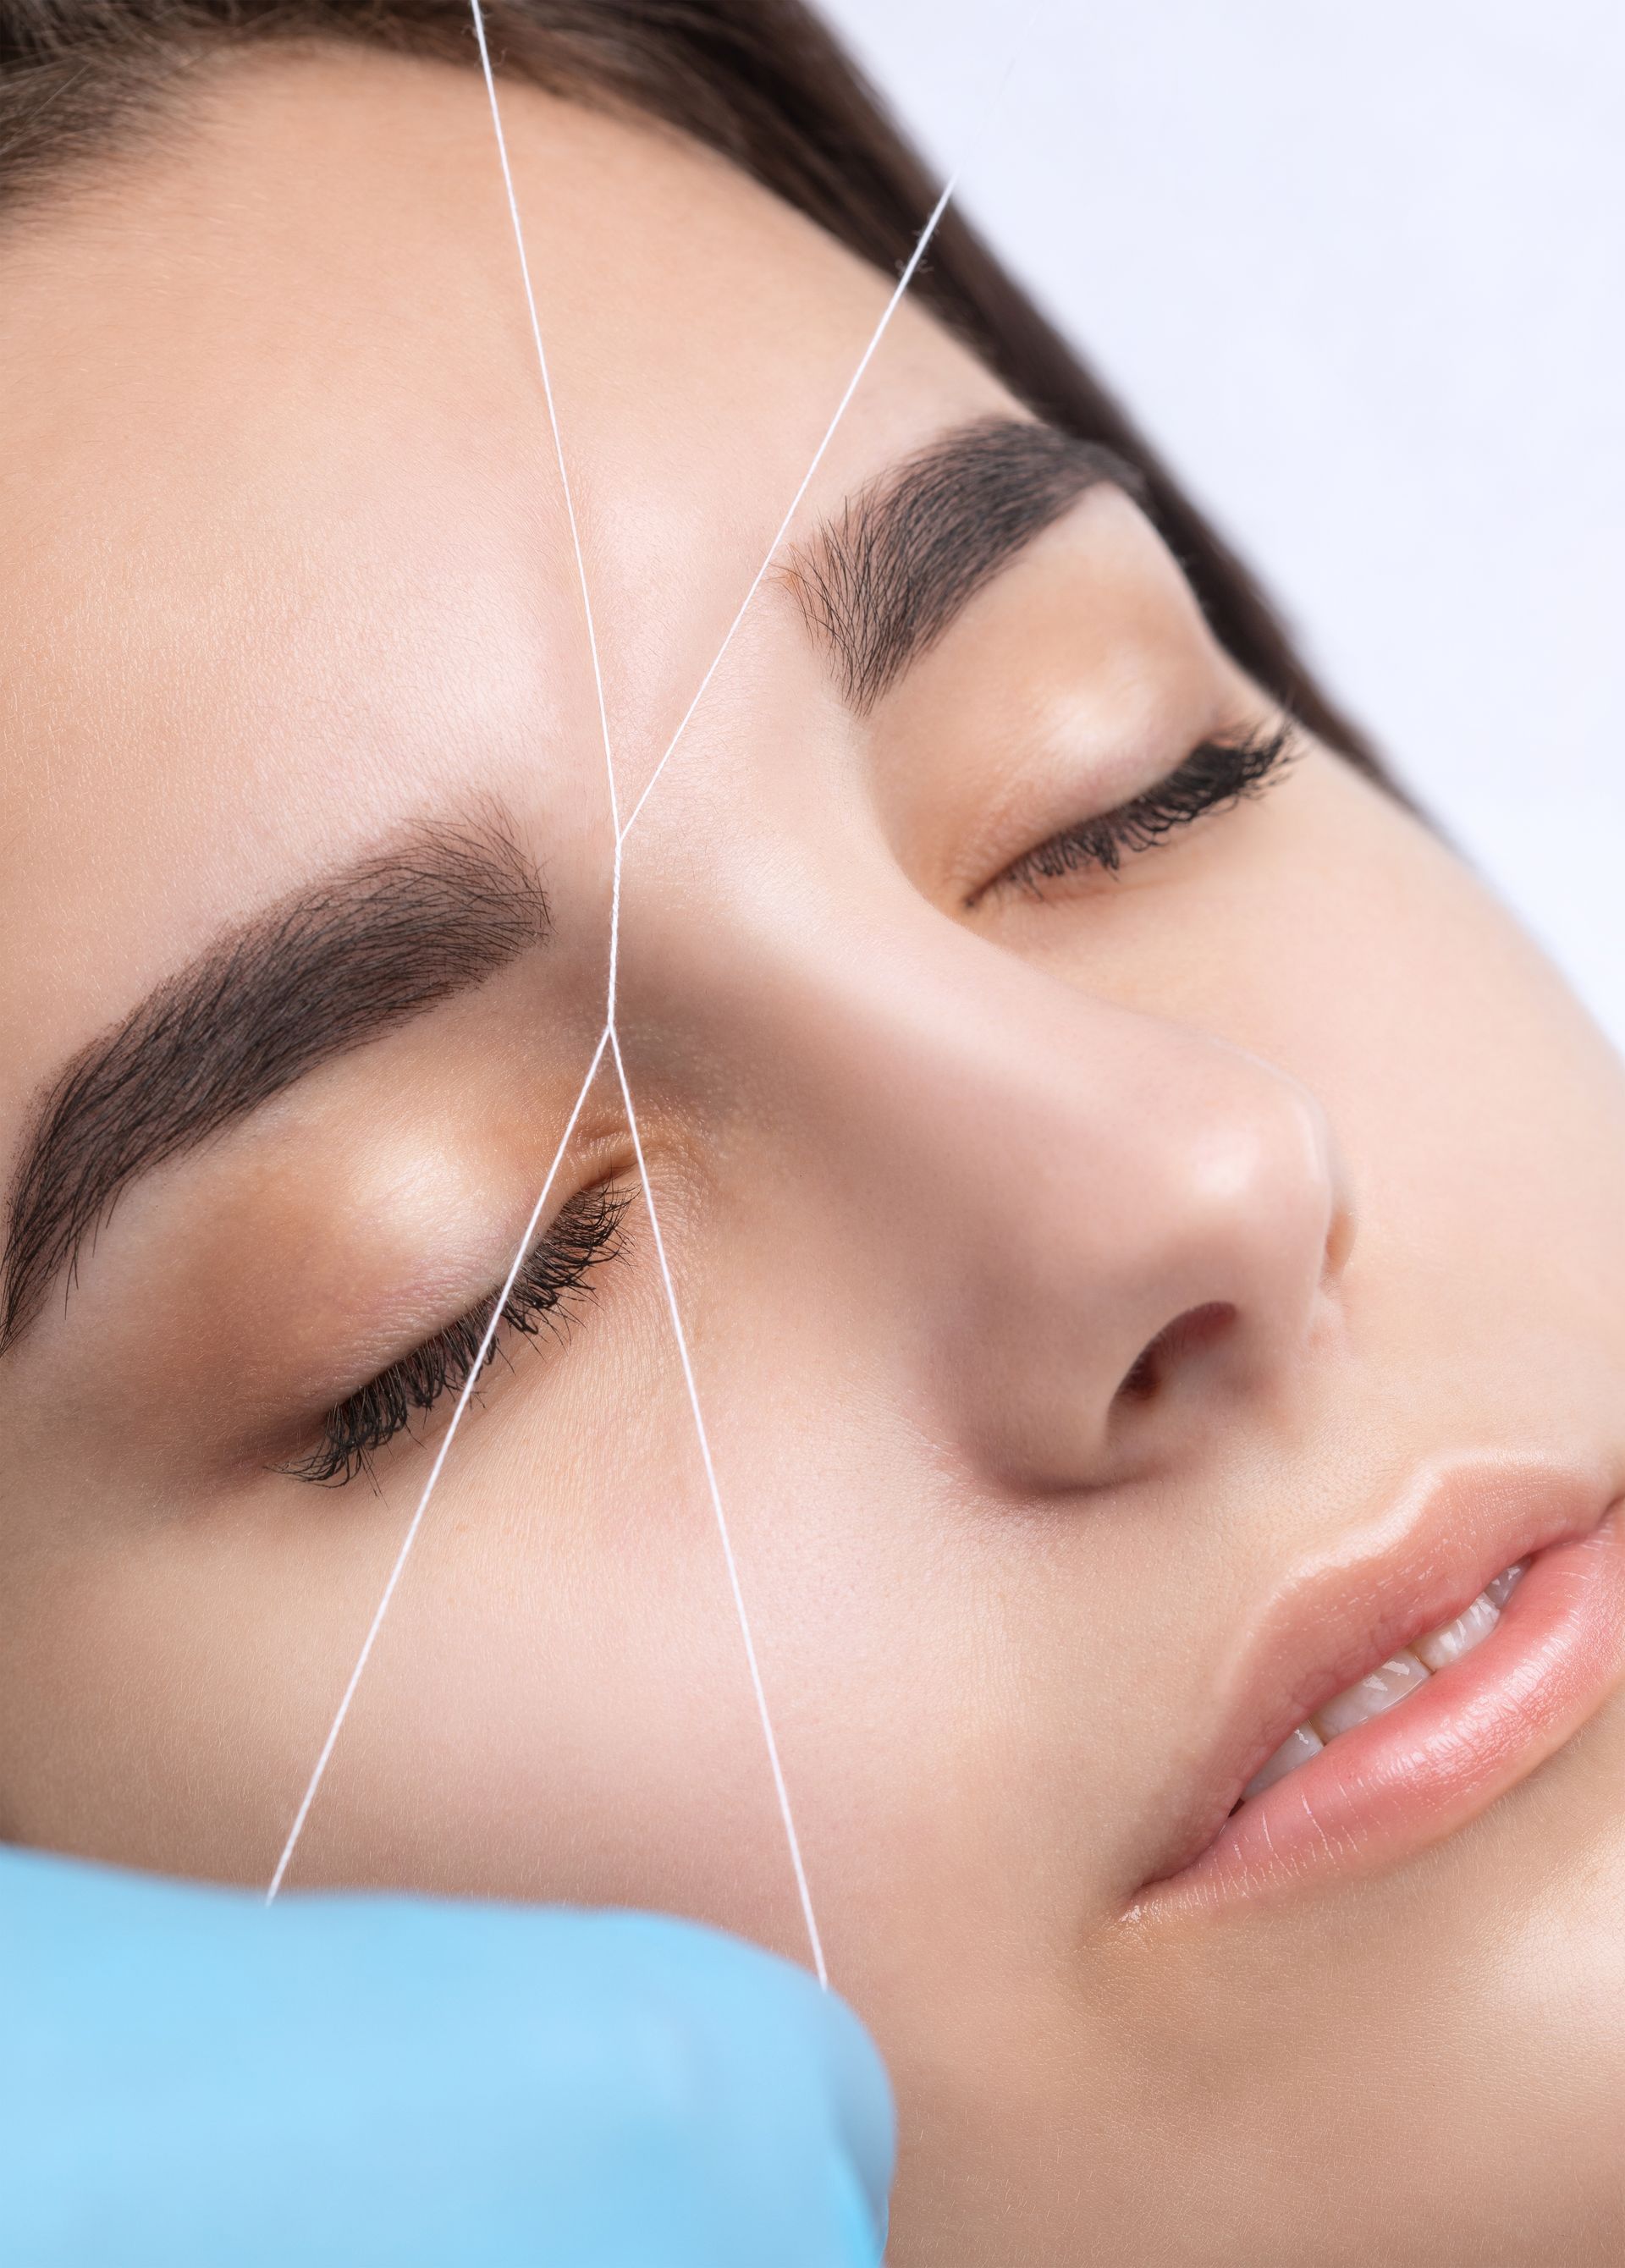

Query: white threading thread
[[469, 0, 619, 841], [266, 1026, 609, 1904], [610, 1028, 829, 1986], [468, 0, 625, 1021], [614, 3, 1044, 850], [267, 7, 633, 1909], [471, 0, 827, 1983], [267, 2, 1040, 1959]]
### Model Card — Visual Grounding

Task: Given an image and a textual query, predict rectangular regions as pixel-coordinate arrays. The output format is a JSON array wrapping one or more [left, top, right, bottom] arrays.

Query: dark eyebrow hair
[[0, 819, 548, 1352], [785, 416, 1141, 713]]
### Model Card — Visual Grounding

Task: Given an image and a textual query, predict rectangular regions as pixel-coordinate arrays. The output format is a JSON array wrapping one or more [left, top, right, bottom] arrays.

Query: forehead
[[0, 44, 1009, 1090]]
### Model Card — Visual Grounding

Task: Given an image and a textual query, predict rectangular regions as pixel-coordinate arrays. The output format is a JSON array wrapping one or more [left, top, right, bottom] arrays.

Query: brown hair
[[0, 0, 1382, 776]]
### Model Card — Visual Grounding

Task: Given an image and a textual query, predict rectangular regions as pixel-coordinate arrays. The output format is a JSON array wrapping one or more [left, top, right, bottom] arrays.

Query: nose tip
[[757, 908, 1353, 1498], [954, 1043, 1352, 1493]]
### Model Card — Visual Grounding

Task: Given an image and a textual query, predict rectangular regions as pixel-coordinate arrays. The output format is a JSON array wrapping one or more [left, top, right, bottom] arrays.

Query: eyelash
[[282, 1184, 631, 1489], [987, 722, 1297, 900]]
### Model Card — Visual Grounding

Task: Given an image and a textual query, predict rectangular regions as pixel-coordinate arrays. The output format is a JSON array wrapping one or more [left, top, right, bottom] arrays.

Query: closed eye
[[279, 1182, 631, 1488], [974, 721, 1297, 906]]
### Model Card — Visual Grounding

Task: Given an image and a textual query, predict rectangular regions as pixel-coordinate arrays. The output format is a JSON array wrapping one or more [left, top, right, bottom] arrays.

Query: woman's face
[[3, 47, 1622, 2264]]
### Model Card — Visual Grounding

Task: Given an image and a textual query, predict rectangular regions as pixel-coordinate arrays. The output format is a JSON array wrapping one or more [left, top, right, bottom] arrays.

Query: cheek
[[624, 1233, 1224, 1957], [251, 1308, 835, 1951], [1274, 777, 1625, 1360]]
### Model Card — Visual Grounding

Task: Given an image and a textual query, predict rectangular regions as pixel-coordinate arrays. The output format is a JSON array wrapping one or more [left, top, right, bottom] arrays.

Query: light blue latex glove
[[1, 1848, 893, 2266]]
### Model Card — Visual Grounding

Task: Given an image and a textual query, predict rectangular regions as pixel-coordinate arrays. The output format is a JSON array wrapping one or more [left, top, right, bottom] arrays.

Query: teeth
[[1313, 1649, 1430, 1738], [1411, 1591, 1501, 1671], [1242, 1721, 1325, 1799], [1238, 1558, 1526, 1807], [1484, 1560, 1527, 1610]]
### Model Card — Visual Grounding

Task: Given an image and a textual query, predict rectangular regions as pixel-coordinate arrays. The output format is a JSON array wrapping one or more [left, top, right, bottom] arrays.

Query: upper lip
[[1141, 1454, 1619, 1888]]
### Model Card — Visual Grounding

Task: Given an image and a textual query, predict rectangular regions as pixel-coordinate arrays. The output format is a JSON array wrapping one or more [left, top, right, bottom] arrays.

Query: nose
[[765, 916, 1352, 1493]]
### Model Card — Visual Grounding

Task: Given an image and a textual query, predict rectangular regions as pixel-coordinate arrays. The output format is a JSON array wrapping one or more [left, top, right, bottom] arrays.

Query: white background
[[820, 0, 1625, 1045]]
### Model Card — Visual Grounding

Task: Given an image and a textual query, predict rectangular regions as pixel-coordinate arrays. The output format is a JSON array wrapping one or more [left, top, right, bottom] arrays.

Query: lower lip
[[1145, 1509, 1625, 1912]]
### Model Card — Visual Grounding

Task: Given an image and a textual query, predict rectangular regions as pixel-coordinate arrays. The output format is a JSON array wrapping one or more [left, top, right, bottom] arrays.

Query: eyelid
[[280, 1181, 631, 1487], [972, 722, 1297, 906]]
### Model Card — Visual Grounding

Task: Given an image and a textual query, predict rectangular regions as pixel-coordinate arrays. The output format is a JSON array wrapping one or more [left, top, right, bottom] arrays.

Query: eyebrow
[[786, 416, 1140, 713], [0, 819, 548, 1352]]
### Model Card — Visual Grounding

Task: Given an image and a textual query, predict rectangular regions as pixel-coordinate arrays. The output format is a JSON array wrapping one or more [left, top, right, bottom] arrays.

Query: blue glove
[[1, 1848, 893, 2266]]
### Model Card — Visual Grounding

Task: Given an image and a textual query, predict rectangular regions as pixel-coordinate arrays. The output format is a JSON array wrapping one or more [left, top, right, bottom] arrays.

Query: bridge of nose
[[646, 881, 1347, 1490]]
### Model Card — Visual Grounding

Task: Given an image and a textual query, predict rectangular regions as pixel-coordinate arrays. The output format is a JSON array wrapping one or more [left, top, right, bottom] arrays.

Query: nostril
[[1115, 1302, 1237, 1406]]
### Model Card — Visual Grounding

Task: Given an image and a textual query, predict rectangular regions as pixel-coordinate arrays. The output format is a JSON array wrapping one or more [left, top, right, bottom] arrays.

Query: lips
[[1137, 1462, 1625, 1911], [1237, 1554, 1529, 1797]]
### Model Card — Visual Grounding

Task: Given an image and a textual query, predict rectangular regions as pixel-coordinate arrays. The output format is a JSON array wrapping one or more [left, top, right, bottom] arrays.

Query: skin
[[2, 46, 1623, 2265]]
